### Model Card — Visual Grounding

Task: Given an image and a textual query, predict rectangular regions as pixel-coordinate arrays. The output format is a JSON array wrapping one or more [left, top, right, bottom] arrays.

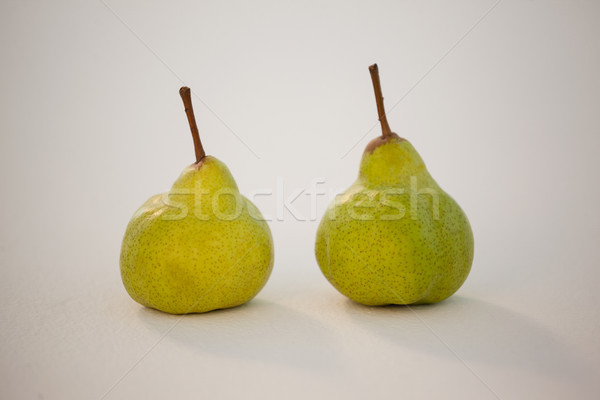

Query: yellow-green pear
[[315, 64, 474, 305], [120, 87, 273, 314]]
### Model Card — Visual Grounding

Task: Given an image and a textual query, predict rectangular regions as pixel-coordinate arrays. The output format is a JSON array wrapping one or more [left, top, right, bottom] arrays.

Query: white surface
[[1, 0, 600, 399]]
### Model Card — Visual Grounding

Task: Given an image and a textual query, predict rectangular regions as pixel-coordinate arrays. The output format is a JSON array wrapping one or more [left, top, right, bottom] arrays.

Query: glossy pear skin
[[121, 156, 273, 314], [315, 136, 473, 305]]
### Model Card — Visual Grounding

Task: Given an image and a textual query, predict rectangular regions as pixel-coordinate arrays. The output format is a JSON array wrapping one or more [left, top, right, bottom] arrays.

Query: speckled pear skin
[[120, 156, 274, 314], [315, 136, 473, 305]]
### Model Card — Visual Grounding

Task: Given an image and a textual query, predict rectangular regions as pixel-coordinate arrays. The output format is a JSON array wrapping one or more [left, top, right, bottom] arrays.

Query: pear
[[120, 87, 274, 314], [315, 64, 474, 305]]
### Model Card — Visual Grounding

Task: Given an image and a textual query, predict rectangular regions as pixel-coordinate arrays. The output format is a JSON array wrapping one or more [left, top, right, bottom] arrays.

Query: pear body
[[315, 136, 473, 305], [121, 156, 273, 314]]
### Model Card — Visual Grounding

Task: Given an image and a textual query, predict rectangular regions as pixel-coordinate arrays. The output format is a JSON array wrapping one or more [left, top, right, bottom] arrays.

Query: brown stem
[[369, 64, 392, 138], [179, 86, 205, 163]]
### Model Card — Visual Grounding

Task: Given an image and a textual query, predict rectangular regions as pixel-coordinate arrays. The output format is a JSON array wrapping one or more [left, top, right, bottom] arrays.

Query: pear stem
[[179, 86, 205, 163], [369, 64, 393, 138]]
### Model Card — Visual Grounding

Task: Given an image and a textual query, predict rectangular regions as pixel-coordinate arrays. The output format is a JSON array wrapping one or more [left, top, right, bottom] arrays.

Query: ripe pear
[[120, 87, 273, 314], [315, 64, 474, 305]]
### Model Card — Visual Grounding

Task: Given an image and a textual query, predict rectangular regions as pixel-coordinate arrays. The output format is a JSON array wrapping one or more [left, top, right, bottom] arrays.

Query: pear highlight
[[120, 87, 274, 314], [315, 64, 474, 305]]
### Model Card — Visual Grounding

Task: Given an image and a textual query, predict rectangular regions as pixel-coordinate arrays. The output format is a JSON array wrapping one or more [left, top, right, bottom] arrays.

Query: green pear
[[120, 87, 273, 314], [315, 64, 474, 305]]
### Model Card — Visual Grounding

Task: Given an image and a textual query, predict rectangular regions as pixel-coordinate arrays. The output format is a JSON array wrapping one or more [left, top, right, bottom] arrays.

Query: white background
[[1, 0, 599, 399]]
